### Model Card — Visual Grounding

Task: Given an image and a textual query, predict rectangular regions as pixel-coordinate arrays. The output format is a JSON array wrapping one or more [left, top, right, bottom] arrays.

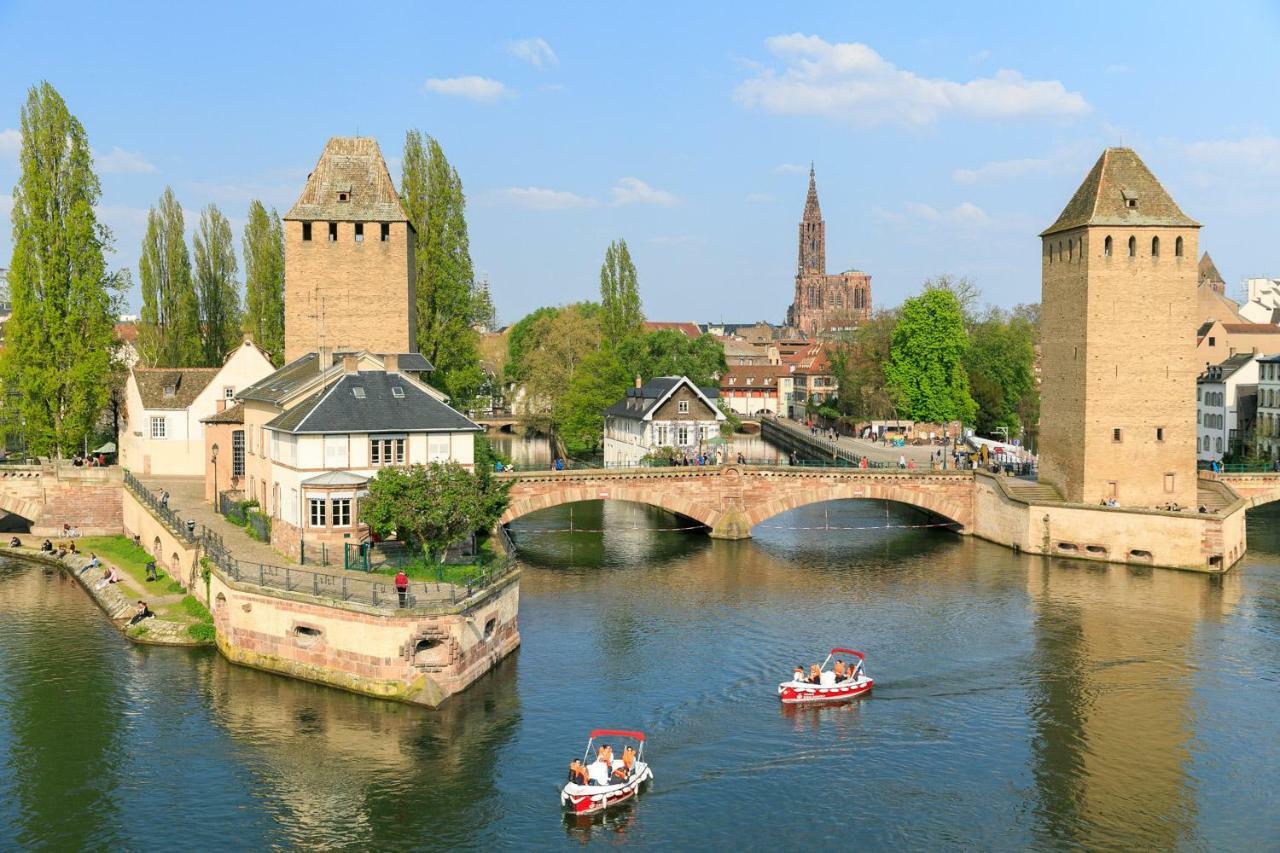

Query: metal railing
[[1200, 461, 1280, 474], [124, 470, 198, 544]]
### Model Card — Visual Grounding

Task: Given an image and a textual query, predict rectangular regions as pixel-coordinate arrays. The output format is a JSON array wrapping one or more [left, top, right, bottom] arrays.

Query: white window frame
[[150, 416, 166, 439], [308, 498, 326, 527], [223, 386, 235, 400], [330, 497, 351, 527], [677, 400, 690, 414]]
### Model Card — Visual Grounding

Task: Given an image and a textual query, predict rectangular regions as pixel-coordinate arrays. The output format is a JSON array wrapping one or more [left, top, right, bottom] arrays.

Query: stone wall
[[0, 464, 124, 536]]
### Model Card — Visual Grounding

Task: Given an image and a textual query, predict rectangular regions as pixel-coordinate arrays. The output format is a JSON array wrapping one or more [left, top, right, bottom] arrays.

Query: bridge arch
[[744, 481, 969, 531], [500, 479, 717, 529]]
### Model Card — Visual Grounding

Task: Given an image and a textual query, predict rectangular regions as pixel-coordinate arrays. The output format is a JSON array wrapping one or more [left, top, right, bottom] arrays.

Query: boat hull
[[561, 765, 653, 815], [778, 677, 874, 704]]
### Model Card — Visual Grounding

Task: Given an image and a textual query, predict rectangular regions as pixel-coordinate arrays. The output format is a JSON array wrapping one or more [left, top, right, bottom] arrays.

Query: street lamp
[[210, 443, 219, 509]]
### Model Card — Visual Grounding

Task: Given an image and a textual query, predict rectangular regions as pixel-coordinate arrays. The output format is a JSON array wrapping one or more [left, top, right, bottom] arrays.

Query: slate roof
[[285, 137, 409, 223], [1042, 148, 1199, 236], [239, 352, 328, 404], [604, 376, 720, 420], [133, 367, 219, 410], [201, 402, 245, 425], [1198, 353, 1258, 382], [302, 471, 369, 487], [265, 371, 480, 435]]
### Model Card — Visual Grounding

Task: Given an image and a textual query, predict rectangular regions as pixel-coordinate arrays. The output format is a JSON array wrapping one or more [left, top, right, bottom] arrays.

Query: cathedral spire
[[804, 163, 822, 221]]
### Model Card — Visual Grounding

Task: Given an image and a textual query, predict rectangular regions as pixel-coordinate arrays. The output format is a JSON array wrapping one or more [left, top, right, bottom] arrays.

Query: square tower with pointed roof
[[1039, 147, 1199, 507], [283, 137, 416, 362]]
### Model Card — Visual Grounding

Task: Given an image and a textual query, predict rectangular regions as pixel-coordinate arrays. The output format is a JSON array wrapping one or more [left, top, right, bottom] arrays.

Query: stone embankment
[[6, 546, 207, 646]]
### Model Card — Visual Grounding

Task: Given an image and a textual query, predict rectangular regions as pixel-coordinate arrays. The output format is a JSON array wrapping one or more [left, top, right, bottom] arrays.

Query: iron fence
[[123, 470, 199, 544]]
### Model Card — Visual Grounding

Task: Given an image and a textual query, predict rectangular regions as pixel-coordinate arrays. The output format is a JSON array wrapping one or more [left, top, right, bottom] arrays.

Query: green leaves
[[138, 187, 200, 367], [361, 462, 509, 562], [242, 200, 284, 366], [600, 239, 643, 342], [884, 288, 977, 425], [193, 204, 241, 366]]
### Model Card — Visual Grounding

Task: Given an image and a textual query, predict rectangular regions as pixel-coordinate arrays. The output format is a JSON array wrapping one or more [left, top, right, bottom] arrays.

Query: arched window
[[1216, 437, 1223, 453], [1104, 235, 1113, 257], [1152, 236, 1160, 257], [1068, 239, 1074, 261], [1175, 236, 1184, 257], [1128, 236, 1136, 257], [1058, 241, 1064, 261]]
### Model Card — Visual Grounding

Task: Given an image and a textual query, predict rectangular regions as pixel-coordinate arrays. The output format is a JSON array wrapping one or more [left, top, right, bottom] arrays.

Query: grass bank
[[78, 535, 214, 643]]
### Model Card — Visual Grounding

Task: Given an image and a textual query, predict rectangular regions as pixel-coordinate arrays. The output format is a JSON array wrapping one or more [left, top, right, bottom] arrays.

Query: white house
[[120, 339, 276, 475], [1255, 354, 1280, 461], [603, 376, 724, 466], [1239, 277, 1280, 324], [1196, 353, 1259, 462]]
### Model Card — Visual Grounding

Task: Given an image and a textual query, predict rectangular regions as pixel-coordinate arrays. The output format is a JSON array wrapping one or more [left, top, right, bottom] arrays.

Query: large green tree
[[884, 288, 977, 425], [555, 347, 632, 454], [599, 238, 643, 342], [615, 329, 725, 388], [3, 82, 120, 456], [967, 308, 1038, 439], [401, 130, 487, 406], [241, 200, 285, 365], [193, 203, 241, 366], [504, 305, 563, 384], [138, 187, 200, 366], [518, 304, 602, 435], [828, 309, 899, 420], [360, 462, 509, 563]]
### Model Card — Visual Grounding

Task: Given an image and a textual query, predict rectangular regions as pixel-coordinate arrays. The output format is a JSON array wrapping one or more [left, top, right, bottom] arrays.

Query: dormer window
[[338, 192, 349, 202], [677, 400, 689, 414], [163, 384, 176, 398], [352, 387, 366, 399], [1126, 197, 1138, 209], [391, 386, 405, 398]]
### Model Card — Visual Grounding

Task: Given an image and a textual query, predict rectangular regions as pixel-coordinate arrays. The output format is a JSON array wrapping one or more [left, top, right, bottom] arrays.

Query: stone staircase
[[1197, 482, 1234, 513], [1000, 479, 1063, 503]]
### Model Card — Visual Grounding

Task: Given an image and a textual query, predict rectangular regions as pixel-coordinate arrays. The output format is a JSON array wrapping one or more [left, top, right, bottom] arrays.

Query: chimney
[[384, 353, 399, 374], [342, 354, 359, 374], [215, 399, 226, 413], [318, 345, 331, 374], [635, 375, 642, 389]]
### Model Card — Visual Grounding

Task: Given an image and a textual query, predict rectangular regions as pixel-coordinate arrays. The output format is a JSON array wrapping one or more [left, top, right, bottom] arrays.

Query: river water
[[2, 496, 1279, 850]]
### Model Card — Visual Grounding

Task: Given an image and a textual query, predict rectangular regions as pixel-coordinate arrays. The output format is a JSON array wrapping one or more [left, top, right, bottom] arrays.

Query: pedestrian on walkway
[[395, 568, 409, 608], [160, 489, 170, 508]]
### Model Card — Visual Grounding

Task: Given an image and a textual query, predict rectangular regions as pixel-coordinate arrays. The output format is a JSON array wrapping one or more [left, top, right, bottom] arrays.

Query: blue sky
[[3, 1, 1280, 324]]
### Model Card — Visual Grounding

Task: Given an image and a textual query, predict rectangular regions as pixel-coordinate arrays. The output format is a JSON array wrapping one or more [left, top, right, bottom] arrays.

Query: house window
[[370, 437, 405, 465], [354, 222, 364, 243], [302, 222, 312, 241], [232, 430, 245, 476], [308, 498, 326, 527], [656, 426, 667, 445], [677, 400, 689, 414], [380, 223, 390, 242], [150, 416, 166, 439], [1128, 236, 1136, 257], [330, 498, 351, 527], [1127, 198, 1138, 209], [677, 426, 689, 445], [428, 434, 450, 462], [1208, 336, 1216, 346], [1112, 428, 1122, 442], [224, 386, 235, 399], [1104, 235, 1112, 257], [339, 192, 349, 202], [1216, 437, 1223, 453]]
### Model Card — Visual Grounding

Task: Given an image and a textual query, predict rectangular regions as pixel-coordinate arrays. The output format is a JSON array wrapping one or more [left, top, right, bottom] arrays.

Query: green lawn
[[369, 539, 505, 584], [79, 535, 185, 593]]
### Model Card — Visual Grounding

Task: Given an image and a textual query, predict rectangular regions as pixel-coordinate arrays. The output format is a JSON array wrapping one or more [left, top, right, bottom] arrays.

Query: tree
[[555, 347, 631, 454], [2, 82, 120, 457], [923, 274, 981, 326], [360, 462, 509, 563], [138, 187, 200, 366], [519, 305, 602, 434], [242, 200, 285, 365], [193, 204, 241, 366], [828, 309, 898, 420], [504, 305, 562, 384], [615, 330, 726, 388], [599, 238, 643, 342], [966, 308, 1037, 438], [401, 130, 486, 406], [884, 288, 976, 425]]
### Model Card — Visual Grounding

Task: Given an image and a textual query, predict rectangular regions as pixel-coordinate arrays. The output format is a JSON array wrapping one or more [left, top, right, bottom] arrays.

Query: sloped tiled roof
[[133, 367, 219, 410], [285, 137, 409, 223], [1221, 323, 1280, 334], [1199, 251, 1224, 285], [604, 376, 720, 420], [239, 352, 328, 404], [720, 365, 791, 388], [644, 321, 703, 339], [201, 402, 244, 425], [265, 371, 480, 434], [1042, 148, 1199, 236]]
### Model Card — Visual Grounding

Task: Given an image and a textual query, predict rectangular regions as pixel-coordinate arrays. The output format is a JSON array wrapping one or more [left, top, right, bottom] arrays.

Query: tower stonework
[[1038, 147, 1199, 508], [786, 166, 872, 337], [283, 137, 416, 362]]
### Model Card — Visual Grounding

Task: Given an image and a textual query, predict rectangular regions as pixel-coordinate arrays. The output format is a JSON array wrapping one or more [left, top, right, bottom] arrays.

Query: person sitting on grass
[[94, 565, 121, 591], [40, 539, 52, 552], [127, 600, 153, 626], [79, 553, 101, 575], [8, 536, 20, 548]]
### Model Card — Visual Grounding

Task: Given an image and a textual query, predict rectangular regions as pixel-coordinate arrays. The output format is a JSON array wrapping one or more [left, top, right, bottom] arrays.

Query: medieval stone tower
[[1038, 147, 1199, 508], [283, 137, 416, 362], [786, 166, 872, 337]]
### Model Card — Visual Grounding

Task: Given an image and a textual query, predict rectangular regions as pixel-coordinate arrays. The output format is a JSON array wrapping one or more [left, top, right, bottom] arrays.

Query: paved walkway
[[776, 417, 950, 467]]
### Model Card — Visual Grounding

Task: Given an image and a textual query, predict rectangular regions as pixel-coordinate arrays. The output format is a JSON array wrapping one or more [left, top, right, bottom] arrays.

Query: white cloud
[[95, 146, 157, 174], [424, 76, 511, 102], [0, 128, 20, 160], [610, 177, 679, 207], [953, 156, 1051, 184], [735, 34, 1090, 126], [497, 186, 598, 211], [879, 201, 992, 227], [775, 163, 808, 174], [507, 37, 558, 69], [1174, 136, 1280, 176]]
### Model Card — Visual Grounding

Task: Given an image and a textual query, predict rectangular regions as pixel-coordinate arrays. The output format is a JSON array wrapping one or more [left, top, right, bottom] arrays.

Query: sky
[[3, 1, 1280, 325]]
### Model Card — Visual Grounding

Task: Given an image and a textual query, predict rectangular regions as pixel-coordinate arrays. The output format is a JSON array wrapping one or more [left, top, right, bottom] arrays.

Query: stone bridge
[[1210, 472, 1280, 508], [0, 463, 123, 535], [497, 465, 976, 539]]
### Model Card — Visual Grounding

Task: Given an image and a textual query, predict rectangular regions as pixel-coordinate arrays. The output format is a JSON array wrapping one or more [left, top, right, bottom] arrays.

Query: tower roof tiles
[[1041, 147, 1198, 236], [285, 137, 408, 223]]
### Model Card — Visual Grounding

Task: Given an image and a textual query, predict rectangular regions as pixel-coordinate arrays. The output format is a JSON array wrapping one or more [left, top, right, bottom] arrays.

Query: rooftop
[[604, 376, 721, 421], [265, 371, 480, 435], [133, 367, 220, 409], [285, 137, 409, 223], [201, 402, 245, 425], [1042, 147, 1199, 236]]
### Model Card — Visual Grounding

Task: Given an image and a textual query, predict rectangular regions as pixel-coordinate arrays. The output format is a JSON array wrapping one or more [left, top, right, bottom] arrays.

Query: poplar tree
[[2, 82, 119, 456], [138, 188, 200, 366], [600, 239, 643, 342], [401, 130, 486, 406], [242, 200, 285, 365], [193, 203, 241, 366]]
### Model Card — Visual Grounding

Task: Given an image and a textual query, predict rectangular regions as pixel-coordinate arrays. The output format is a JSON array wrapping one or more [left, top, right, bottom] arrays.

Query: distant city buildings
[[1255, 355, 1280, 461], [1238, 276, 1280, 324]]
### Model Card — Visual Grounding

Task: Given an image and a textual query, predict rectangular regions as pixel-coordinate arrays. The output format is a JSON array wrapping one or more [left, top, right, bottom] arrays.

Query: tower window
[[380, 222, 390, 242], [1156, 427, 1165, 441], [1104, 235, 1112, 257], [302, 222, 312, 241], [354, 222, 364, 243], [1127, 236, 1136, 257], [1151, 236, 1160, 257], [1126, 198, 1138, 209], [328, 222, 337, 242], [339, 192, 349, 202], [1175, 236, 1184, 257], [1068, 239, 1073, 261], [1113, 428, 1122, 443]]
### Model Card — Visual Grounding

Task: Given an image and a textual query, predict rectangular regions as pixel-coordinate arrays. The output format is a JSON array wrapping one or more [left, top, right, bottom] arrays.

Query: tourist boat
[[560, 729, 653, 816], [778, 648, 874, 704]]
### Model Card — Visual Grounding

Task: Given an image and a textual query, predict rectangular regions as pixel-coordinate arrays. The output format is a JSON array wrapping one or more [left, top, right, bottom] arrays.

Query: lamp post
[[210, 443, 219, 509]]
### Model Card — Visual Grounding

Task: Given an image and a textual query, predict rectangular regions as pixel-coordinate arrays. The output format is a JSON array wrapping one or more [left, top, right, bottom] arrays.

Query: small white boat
[[560, 729, 653, 816], [778, 647, 874, 704]]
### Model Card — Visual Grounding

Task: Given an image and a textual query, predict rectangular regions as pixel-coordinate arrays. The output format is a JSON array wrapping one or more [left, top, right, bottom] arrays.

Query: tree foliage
[[138, 187, 200, 367], [504, 305, 563, 383], [2, 82, 120, 456], [555, 347, 632, 454], [401, 130, 488, 407], [827, 309, 898, 420], [884, 288, 976, 424], [599, 238, 643, 342], [965, 308, 1037, 437], [193, 203, 241, 366], [615, 330, 726, 388], [360, 462, 509, 562], [242, 200, 285, 366], [517, 304, 602, 434]]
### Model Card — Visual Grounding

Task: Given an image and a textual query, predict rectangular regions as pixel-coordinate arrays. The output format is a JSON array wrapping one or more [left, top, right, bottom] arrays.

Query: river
[[2, 498, 1278, 849]]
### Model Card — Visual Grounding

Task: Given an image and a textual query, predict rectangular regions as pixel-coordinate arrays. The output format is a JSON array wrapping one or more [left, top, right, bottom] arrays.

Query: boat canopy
[[829, 648, 864, 660], [589, 729, 645, 741]]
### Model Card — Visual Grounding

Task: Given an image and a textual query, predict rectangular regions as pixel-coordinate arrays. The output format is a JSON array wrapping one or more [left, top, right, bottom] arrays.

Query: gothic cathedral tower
[[283, 137, 418, 363], [798, 165, 825, 276], [787, 165, 872, 336], [1038, 148, 1199, 508]]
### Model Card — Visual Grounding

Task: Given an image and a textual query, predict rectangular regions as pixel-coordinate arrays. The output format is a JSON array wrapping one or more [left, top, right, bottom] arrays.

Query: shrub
[[187, 622, 215, 643], [180, 595, 212, 621]]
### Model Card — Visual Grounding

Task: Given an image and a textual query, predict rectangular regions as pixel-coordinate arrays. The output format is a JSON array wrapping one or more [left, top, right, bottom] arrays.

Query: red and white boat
[[560, 729, 653, 816], [778, 648, 874, 704]]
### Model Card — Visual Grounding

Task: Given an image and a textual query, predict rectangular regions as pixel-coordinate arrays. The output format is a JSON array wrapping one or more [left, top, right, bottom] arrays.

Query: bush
[[187, 622, 215, 643], [180, 595, 211, 621], [245, 510, 271, 542]]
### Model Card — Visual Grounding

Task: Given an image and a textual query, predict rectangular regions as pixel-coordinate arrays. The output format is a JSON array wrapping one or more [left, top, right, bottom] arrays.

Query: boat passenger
[[567, 759, 589, 785], [587, 747, 611, 785], [793, 665, 805, 683], [621, 745, 636, 775], [833, 660, 846, 680], [819, 668, 836, 687], [611, 762, 630, 782], [808, 664, 822, 684]]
